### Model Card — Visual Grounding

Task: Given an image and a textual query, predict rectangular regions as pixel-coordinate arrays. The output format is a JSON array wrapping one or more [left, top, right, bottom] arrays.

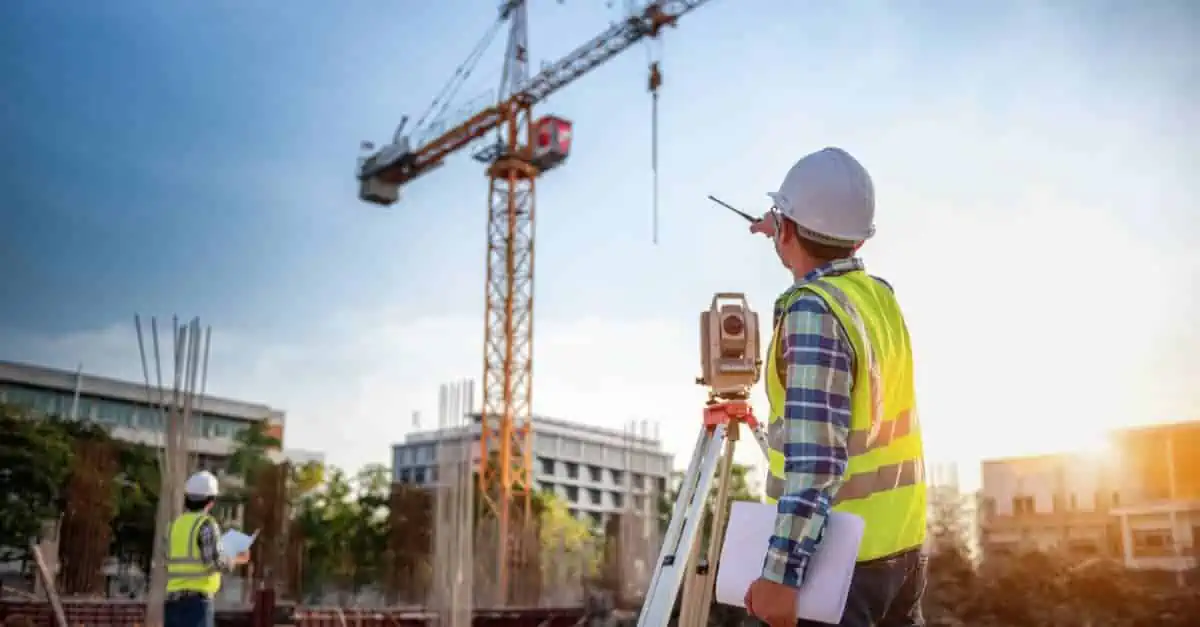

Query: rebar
[[136, 315, 212, 627]]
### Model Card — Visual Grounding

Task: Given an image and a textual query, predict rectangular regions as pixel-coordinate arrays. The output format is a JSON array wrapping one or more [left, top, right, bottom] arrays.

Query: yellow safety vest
[[165, 512, 222, 596], [764, 270, 927, 562]]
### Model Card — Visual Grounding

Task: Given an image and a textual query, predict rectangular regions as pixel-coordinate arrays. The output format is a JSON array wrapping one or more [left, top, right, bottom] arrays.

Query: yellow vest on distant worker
[[165, 512, 222, 596], [764, 270, 927, 562]]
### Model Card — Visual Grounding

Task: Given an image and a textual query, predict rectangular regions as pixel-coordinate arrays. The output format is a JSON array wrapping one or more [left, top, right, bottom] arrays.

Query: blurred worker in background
[[743, 147, 928, 627], [164, 470, 250, 627]]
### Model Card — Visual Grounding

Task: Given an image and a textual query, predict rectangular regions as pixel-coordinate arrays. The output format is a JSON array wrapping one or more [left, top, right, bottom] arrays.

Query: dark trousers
[[797, 548, 927, 627], [164, 593, 214, 627]]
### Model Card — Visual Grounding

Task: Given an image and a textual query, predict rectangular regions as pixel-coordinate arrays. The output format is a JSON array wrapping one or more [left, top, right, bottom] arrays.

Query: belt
[[166, 590, 212, 601]]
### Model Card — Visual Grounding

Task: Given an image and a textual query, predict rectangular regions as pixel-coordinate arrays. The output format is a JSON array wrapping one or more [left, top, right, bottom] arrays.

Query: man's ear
[[779, 220, 796, 244]]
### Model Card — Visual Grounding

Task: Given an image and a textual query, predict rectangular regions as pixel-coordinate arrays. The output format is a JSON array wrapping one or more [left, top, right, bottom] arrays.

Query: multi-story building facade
[[978, 420, 1200, 574], [0, 359, 292, 472], [392, 414, 672, 529]]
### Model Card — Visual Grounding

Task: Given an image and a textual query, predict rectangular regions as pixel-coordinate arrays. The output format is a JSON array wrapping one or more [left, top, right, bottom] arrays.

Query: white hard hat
[[184, 470, 219, 498], [767, 147, 876, 245]]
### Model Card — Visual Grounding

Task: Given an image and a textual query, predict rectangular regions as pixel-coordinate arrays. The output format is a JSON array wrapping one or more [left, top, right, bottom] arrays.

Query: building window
[[400, 468, 412, 483], [611, 469, 624, 485], [414, 468, 426, 484], [1012, 496, 1035, 515], [1068, 540, 1098, 556], [588, 488, 602, 505], [589, 512, 603, 528], [542, 482, 556, 496], [1131, 529, 1174, 558], [655, 476, 666, 494], [565, 485, 579, 503], [588, 465, 602, 482], [612, 492, 624, 509], [539, 457, 555, 475], [634, 495, 646, 510], [633, 473, 645, 489], [565, 462, 579, 480]]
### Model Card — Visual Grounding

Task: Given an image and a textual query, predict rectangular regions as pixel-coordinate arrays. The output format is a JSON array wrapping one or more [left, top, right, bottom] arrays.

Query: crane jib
[[360, 0, 715, 187]]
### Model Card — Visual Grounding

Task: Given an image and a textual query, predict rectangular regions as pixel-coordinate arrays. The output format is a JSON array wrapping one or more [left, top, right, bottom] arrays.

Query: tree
[[289, 461, 325, 499], [0, 403, 74, 562], [227, 421, 282, 484], [110, 442, 161, 573], [924, 484, 977, 621], [659, 462, 759, 545], [537, 490, 594, 554], [343, 464, 390, 593]]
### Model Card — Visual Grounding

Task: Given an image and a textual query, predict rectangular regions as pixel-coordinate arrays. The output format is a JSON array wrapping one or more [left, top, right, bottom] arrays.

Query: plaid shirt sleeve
[[197, 518, 233, 572], [761, 292, 854, 587]]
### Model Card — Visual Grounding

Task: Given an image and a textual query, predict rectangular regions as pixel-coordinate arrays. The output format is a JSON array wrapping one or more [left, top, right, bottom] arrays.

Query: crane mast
[[355, 0, 716, 605], [478, 0, 536, 607]]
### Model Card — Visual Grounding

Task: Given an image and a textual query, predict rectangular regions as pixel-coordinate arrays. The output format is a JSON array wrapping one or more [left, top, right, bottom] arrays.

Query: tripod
[[636, 396, 770, 627]]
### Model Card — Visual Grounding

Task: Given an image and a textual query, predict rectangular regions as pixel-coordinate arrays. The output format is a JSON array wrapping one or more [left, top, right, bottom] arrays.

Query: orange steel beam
[[478, 100, 537, 604], [361, 1, 715, 189]]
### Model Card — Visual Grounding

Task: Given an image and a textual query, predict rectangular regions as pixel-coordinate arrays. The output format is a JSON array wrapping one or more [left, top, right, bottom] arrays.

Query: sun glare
[[1069, 431, 1116, 460]]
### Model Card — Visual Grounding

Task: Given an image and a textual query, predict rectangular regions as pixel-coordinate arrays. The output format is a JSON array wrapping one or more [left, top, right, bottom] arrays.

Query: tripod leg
[[643, 427, 708, 602], [749, 422, 771, 460], [678, 421, 741, 627], [636, 423, 728, 627]]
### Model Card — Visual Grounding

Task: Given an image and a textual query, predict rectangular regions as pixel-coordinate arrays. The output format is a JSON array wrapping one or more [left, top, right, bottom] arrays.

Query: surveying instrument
[[636, 293, 772, 627]]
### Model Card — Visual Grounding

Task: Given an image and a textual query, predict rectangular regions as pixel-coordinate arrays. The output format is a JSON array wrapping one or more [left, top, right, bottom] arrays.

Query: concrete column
[[1119, 512, 1135, 567], [32, 518, 60, 599]]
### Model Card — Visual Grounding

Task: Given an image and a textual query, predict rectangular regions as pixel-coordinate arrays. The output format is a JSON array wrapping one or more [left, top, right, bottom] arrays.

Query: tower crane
[[356, 0, 716, 602]]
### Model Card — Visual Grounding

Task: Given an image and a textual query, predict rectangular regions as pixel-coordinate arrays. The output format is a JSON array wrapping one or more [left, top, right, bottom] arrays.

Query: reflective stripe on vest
[[165, 512, 221, 596], [763, 271, 927, 562]]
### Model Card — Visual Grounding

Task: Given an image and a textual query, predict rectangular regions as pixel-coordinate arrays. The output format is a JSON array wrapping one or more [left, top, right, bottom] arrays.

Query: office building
[[0, 359, 290, 473], [392, 414, 673, 529], [978, 420, 1200, 573]]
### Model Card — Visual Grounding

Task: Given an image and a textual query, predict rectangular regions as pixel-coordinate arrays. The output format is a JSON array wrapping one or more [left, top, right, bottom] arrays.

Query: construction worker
[[743, 147, 928, 627], [164, 470, 249, 627]]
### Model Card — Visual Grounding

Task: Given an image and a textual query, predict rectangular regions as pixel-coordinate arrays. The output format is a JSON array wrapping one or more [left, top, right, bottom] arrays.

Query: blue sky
[[2, 1, 1196, 481]]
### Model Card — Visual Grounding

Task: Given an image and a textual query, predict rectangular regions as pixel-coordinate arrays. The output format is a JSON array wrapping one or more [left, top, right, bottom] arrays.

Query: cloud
[[1, 310, 742, 474]]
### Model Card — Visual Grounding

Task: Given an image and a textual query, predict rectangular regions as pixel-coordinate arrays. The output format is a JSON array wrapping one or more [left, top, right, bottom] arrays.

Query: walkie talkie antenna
[[707, 195, 756, 223]]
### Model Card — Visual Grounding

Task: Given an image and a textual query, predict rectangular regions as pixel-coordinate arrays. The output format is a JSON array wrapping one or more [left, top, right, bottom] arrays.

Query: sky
[[1, 1, 1196, 489]]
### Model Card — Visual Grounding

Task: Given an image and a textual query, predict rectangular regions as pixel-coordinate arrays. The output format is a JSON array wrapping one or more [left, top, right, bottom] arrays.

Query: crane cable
[[412, 17, 506, 137], [650, 64, 661, 246], [643, 1, 665, 246]]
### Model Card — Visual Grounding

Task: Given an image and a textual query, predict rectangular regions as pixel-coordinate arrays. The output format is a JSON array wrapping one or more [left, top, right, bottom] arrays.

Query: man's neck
[[789, 261, 819, 283]]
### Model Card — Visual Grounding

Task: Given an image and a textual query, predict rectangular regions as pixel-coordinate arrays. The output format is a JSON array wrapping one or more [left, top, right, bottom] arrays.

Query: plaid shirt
[[196, 516, 233, 571], [761, 257, 878, 587]]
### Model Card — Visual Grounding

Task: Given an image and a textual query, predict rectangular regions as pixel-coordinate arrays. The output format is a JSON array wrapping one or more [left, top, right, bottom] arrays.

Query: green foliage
[[0, 404, 74, 560], [537, 492, 591, 546], [288, 464, 393, 599], [659, 462, 760, 548], [227, 420, 282, 485], [0, 402, 161, 571], [111, 442, 161, 569]]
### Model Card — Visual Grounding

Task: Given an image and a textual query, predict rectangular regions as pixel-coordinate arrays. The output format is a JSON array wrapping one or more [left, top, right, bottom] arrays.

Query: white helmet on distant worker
[[767, 147, 876, 245], [184, 470, 220, 498]]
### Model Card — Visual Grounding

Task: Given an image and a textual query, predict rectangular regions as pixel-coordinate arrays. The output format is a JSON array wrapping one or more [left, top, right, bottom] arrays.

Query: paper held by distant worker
[[715, 501, 865, 624], [220, 529, 257, 558]]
